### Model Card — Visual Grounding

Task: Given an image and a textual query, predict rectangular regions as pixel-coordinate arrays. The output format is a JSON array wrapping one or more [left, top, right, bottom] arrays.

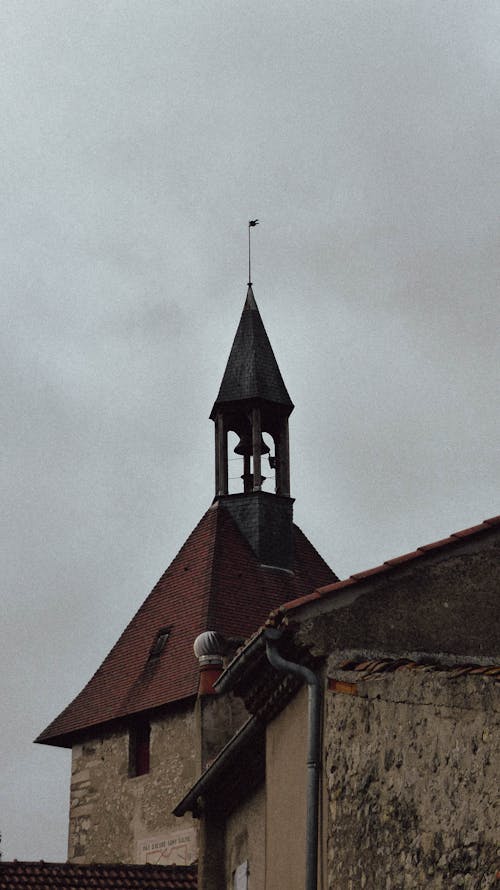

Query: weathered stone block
[[68, 706, 199, 864]]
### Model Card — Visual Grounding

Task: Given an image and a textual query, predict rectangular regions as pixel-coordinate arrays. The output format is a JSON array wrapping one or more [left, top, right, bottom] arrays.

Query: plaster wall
[[265, 685, 308, 890], [325, 672, 499, 889], [68, 705, 197, 864], [224, 785, 266, 889]]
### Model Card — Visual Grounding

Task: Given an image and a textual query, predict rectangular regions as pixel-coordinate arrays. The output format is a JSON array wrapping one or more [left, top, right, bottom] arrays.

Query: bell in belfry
[[233, 430, 270, 456]]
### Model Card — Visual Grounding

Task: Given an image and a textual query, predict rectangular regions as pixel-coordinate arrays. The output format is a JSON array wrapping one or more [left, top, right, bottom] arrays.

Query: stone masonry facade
[[325, 670, 499, 890], [69, 705, 197, 864]]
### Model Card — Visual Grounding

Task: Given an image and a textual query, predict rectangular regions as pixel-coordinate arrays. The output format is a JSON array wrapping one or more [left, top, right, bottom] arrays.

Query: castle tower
[[35, 284, 337, 866]]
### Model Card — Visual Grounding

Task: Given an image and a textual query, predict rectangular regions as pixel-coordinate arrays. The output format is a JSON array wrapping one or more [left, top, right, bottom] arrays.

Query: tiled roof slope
[[0, 861, 196, 889], [283, 514, 500, 614], [338, 657, 500, 682], [37, 501, 336, 747], [210, 285, 293, 415]]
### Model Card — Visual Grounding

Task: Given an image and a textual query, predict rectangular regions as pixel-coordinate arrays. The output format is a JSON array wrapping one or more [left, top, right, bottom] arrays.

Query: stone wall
[[325, 669, 499, 889], [68, 703, 197, 864]]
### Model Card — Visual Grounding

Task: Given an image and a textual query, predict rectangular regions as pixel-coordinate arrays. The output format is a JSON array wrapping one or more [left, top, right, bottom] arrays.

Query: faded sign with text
[[137, 827, 197, 866]]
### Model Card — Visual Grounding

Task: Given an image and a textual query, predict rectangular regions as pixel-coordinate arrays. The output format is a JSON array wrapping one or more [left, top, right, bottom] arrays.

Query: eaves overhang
[[173, 715, 264, 818], [35, 694, 197, 749], [214, 617, 319, 721], [214, 628, 267, 695]]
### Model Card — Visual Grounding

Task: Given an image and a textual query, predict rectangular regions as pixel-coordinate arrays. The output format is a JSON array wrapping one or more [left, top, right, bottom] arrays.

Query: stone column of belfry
[[252, 406, 262, 491], [214, 412, 228, 496], [277, 419, 290, 496], [243, 450, 252, 493]]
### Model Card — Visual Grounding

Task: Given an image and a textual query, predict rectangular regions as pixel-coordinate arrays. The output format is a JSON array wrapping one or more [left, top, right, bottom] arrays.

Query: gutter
[[173, 715, 262, 817], [264, 627, 321, 890], [214, 629, 266, 694]]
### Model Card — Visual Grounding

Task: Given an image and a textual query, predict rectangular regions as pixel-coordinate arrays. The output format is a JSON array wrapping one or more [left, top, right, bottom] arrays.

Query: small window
[[148, 627, 171, 660], [129, 719, 150, 777]]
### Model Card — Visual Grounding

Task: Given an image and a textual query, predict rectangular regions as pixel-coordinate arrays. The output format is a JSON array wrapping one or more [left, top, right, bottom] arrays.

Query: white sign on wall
[[137, 827, 197, 866], [233, 860, 249, 890]]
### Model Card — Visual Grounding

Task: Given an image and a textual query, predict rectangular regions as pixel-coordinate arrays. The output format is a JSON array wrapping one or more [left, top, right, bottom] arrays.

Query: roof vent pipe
[[264, 627, 321, 890], [193, 631, 224, 696]]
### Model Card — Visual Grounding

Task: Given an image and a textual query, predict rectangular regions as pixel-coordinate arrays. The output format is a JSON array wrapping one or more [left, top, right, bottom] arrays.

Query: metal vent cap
[[193, 630, 224, 665]]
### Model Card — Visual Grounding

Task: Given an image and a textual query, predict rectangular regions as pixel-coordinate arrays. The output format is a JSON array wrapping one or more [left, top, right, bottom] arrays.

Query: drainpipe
[[264, 627, 321, 890]]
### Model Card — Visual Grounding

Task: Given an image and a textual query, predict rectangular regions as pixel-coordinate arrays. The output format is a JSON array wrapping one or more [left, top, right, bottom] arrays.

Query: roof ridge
[[0, 861, 195, 868], [0, 860, 197, 889]]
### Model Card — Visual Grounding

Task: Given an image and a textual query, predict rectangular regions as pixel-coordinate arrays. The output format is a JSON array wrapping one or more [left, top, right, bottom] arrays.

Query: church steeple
[[212, 284, 293, 410], [210, 285, 294, 499], [210, 286, 295, 568], [34, 266, 338, 868]]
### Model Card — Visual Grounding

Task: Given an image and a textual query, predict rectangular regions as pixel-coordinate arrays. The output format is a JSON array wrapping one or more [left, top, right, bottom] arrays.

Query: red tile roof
[[0, 861, 196, 889], [282, 515, 500, 615], [37, 501, 336, 746], [337, 656, 500, 681]]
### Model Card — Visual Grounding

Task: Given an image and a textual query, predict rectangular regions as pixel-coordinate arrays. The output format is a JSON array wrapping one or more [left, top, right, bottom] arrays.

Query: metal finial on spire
[[248, 219, 259, 285]]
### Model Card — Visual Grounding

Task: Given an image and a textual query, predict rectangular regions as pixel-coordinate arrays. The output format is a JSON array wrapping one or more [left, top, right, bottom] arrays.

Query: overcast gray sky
[[1, 0, 499, 861]]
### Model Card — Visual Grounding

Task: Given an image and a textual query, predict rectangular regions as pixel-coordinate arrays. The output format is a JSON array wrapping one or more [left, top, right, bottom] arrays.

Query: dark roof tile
[[210, 286, 293, 414], [384, 550, 422, 567], [484, 515, 500, 526], [349, 566, 387, 581], [0, 862, 197, 890], [449, 523, 489, 538]]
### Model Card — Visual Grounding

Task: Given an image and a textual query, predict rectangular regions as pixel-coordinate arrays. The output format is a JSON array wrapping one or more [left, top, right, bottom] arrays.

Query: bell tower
[[210, 285, 295, 569], [35, 271, 338, 870]]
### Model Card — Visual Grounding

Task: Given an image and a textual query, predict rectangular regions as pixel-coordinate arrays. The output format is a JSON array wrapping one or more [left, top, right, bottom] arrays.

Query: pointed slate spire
[[210, 285, 295, 564], [210, 285, 293, 417]]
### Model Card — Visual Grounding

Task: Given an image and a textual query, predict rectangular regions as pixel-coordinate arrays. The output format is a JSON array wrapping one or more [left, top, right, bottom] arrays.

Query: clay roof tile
[[0, 862, 197, 890], [36, 502, 335, 747]]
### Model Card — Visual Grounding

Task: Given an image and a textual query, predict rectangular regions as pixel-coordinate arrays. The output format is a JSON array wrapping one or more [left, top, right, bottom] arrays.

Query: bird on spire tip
[[248, 220, 259, 284]]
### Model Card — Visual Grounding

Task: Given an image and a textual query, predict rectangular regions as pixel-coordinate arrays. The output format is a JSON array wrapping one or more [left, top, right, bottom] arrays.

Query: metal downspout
[[264, 628, 321, 890]]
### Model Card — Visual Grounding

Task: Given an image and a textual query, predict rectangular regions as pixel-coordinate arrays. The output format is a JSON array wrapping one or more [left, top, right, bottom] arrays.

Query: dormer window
[[148, 627, 171, 660]]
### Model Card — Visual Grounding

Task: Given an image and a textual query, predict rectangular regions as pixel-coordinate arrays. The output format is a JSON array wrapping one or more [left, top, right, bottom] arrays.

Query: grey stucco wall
[[325, 670, 499, 889]]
